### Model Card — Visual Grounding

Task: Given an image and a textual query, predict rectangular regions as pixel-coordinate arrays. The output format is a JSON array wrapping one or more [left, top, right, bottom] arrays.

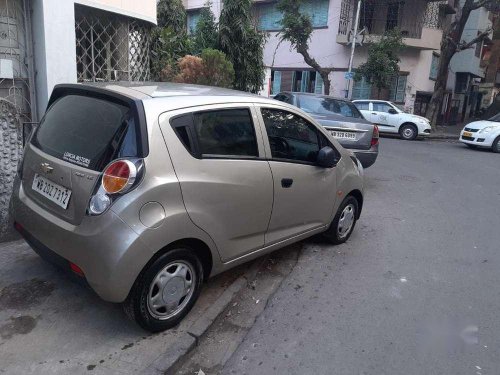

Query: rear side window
[[354, 102, 369, 110], [33, 94, 136, 171]]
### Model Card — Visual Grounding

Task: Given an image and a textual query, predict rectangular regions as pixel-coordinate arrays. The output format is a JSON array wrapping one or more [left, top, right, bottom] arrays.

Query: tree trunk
[[320, 71, 331, 95], [425, 0, 490, 127]]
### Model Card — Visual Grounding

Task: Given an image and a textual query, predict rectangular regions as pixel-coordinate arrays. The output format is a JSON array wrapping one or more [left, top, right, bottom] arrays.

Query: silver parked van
[[11, 83, 364, 332]]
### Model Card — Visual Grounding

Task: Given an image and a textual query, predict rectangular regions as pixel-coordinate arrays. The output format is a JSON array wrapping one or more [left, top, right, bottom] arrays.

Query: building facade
[[0, 0, 156, 241]]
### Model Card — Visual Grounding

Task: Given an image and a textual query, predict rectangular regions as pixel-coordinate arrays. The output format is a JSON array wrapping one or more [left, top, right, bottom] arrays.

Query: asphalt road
[[220, 138, 500, 375]]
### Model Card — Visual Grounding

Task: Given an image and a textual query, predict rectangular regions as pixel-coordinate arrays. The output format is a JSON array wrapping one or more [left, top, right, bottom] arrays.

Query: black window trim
[[260, 106, 340, 167], [170, 107, 262, 161]]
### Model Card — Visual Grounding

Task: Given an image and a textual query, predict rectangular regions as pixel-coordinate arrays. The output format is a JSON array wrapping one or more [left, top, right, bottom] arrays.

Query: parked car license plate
[[463, 131, 473, 137], [32, 174, 72, 209], [330, 131, 356, 140]]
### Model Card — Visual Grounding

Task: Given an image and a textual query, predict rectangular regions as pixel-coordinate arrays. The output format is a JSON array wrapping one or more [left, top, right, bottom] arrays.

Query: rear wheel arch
[[347, 189, 363, 219]]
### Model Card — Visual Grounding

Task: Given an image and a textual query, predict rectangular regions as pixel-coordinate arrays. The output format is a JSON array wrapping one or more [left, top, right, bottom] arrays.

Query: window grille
[[75, 4, 151, 82]]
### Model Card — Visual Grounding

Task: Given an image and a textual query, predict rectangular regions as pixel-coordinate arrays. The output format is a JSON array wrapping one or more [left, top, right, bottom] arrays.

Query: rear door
[[159, 104, 273, 262], [255, 105, 338, 245], [22, 87, 144, 225]]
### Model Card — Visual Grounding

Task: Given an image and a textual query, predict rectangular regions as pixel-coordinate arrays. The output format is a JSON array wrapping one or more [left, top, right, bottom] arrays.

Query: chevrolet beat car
[[11, 83, 364, 332], [274, 92, 379, 168]]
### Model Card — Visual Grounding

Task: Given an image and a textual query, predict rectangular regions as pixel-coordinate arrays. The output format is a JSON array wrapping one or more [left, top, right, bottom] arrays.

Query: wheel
[[123, 248, 203, 332], [399, 124, 418, 141], [323, 196, 359, 244], [492, 136, 500, 153]]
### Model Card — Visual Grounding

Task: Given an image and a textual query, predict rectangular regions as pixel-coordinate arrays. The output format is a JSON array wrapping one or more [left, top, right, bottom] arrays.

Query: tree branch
[[458, 28, 492, 51]]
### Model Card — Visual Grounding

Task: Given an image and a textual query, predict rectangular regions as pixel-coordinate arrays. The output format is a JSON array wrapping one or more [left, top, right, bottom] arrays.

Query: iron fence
[[75, 5, 152, 82]]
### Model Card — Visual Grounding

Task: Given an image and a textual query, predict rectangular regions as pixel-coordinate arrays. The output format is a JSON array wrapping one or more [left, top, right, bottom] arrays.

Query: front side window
[[261, 108, 321, 163], [298, 96, 363, 118], [193, 109, 258, 157], [373, 102, 393, 113]]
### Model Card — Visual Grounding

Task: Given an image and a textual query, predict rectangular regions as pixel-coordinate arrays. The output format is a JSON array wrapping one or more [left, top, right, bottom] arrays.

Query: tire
[[492, 136, 500, 153], [123, 248, 203, 332], [399, 123, 418, 141], [323, 196, 359, 245]]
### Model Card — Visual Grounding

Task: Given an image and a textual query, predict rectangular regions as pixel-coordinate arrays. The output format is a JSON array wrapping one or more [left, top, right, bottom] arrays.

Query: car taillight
[[88, 159, 143, 216], [371, 125, 379, 146], [102, 160, 137, 194]]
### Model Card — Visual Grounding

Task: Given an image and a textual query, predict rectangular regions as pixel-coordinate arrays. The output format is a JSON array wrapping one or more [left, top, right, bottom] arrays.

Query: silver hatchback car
[[11, 83, 364, 332]]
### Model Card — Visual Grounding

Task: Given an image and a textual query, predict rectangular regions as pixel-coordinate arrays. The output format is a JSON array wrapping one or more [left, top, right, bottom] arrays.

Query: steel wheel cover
[[147, 260, 196, 320]]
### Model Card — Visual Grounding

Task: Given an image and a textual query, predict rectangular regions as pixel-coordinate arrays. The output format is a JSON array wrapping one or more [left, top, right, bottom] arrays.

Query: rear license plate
[[330, 131, 357, 140], [463, 131, 473, 137], [32, 174, 72, 209]]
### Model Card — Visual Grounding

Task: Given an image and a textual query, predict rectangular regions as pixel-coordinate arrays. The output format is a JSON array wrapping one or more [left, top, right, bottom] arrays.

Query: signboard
[[344, 72, 354, 80]]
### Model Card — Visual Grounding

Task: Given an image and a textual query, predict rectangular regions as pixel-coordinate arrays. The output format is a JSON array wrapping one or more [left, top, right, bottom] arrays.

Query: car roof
[[352, 99, 391, 103], [280, 91, 352, 103]]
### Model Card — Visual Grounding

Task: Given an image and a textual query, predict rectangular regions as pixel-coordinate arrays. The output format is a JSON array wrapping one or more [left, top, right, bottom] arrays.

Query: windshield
[[489, 113, 500, 122], [298, 95, 363, 119]]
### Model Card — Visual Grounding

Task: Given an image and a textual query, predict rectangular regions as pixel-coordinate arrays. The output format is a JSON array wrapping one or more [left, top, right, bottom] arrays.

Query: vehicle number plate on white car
[[330, 131, 356, 140], [32, 174, 72, 209]]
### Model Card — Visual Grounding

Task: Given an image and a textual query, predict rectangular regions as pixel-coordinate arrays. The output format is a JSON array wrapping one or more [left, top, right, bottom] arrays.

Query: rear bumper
[[352, 146, 378, 169], [10, 179, 148, 303]]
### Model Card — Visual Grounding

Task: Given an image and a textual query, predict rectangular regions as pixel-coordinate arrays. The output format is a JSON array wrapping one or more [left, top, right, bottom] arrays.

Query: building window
[[271, 69, 323, 95], [390, 75, 407, 103], [352, 77, 372, 100], [75, 4, 151, 82], [187, 9, 201, 34], [386, 2, 401, 31], [255, 0, 329, 31], [455, 73, 469, 93], [430, 53, 439, 81]]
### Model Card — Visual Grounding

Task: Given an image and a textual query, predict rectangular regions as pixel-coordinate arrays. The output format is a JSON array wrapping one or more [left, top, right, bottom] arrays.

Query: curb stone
[[143, 257, 266, 375]]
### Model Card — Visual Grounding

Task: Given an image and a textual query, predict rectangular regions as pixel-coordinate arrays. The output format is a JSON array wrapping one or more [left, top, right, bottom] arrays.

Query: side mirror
[[317, 146, 338, 168], [388, 108, 398, 115]]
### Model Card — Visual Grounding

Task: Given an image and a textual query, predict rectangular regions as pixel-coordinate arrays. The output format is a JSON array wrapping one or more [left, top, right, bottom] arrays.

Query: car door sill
[[222, 225, 328, 266]]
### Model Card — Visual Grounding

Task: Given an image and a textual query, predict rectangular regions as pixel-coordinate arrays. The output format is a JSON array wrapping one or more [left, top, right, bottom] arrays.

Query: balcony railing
[[338, 0, 451, 40]]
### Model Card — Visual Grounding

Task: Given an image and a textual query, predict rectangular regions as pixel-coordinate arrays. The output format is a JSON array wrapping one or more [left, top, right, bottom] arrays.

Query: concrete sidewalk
[[428, 125, 462, 140], [0, 240, 255, 374]]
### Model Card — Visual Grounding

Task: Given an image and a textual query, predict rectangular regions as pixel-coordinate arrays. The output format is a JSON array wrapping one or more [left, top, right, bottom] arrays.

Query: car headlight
[[479, 126, 497, 134]]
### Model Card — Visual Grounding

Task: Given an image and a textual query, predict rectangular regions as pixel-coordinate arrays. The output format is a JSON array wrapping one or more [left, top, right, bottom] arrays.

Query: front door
[[371, 102, 398, 133], [256, 106, 338, 245], [159, 105, 274, 262]]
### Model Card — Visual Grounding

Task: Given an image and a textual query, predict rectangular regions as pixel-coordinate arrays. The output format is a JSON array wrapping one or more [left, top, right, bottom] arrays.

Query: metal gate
[[75, 4, 151, 82], [0, 0, 35, 241]]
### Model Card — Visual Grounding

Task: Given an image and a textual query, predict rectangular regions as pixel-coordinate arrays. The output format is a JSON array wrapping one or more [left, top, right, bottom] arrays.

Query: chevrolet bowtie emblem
[[41, 162, 54, 174]]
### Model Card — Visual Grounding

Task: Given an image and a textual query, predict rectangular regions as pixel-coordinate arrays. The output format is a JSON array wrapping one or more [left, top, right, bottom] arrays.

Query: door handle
[[372, 113, 377, 115], [281, 178, 293, 188]]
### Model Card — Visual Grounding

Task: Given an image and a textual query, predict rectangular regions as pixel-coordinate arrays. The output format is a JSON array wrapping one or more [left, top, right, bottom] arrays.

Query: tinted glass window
[[354, 102, 370, 111], [33, 95, 133, 171], [193, 109, 258, 157], [373, 102, 393, 113], [298, 96, 362, 118], [261, 108, 320, 163], [274, 94, 292, 104], [489, 113, 500, 122]]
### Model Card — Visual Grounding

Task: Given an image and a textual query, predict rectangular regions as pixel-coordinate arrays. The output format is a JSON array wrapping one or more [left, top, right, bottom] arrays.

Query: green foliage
[[355, 29, 404, 95], [219, 0, 267, 93], [277, 0, 312, 51], [151, 26, 193, 81], [192, 2, 219, 55], [174, 49, 235, 88], [151, 0, 192, 81], [157, 0, 187, 31]]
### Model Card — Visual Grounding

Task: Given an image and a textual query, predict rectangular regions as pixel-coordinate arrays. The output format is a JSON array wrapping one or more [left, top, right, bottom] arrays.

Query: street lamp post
[[345, 0, 362, 99]]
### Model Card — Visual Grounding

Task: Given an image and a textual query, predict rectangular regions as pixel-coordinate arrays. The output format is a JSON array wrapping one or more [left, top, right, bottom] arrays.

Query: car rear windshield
[[32, 94, 138, 171], [298, 96, 363, 119]]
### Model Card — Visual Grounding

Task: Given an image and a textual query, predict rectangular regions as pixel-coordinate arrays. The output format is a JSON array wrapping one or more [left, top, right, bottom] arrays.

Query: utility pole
[[345, 0, 362, 99]]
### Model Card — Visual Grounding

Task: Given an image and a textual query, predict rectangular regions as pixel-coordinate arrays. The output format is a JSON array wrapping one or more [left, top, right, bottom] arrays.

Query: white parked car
[[353, 100, 432, 140], [460, 113, 500, 153]]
